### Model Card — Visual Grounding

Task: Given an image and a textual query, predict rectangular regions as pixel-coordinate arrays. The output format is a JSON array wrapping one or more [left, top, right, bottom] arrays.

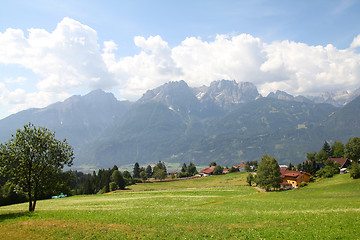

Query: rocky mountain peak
[[196, 80, 260, 110]]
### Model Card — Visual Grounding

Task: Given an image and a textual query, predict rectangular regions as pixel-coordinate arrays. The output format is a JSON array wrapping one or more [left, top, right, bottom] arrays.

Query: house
[[199, 166, 216, 176], [168, 172, 178, 177], [237, 163, 246, 172], [280, 169, 312, 188], [222, 168, 229, 174], [328, 158, 351, 169]]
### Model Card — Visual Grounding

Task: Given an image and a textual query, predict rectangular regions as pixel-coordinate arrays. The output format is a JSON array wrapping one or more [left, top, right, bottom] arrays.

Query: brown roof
[[200, 166, 216, 174], [328, 158, 350, 168], [280, 169, 311, 180]]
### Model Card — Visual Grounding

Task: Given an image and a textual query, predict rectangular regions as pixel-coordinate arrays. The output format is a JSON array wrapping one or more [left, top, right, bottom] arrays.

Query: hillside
[[0, 90, 132, 148], [1, 174, 359, 239], [1, 80, 360, 169]]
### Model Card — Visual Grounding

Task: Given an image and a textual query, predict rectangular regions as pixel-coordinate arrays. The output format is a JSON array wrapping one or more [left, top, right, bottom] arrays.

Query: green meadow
[[1, 173, 359, 239]]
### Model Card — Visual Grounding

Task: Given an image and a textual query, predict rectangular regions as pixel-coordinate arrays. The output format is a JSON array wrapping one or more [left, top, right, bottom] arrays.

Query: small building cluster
[[279, 168, 312, 190]]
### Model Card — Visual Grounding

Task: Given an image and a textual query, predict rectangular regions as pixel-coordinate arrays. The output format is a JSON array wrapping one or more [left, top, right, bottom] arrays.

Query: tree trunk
[[28, 192, 34, 212], [32, 199, 37, 212]]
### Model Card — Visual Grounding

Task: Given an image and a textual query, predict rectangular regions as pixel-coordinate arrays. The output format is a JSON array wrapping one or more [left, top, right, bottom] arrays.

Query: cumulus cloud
[[0, 17, 360, 118], [0, 17, 116, 93], [350, 34, 360, 49], [0, 83, 70, 117]]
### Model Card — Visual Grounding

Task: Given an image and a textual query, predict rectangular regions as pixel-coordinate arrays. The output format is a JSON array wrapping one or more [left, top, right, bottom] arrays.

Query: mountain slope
[[1, 80, 360, 169], [0, 90, 132, 147]]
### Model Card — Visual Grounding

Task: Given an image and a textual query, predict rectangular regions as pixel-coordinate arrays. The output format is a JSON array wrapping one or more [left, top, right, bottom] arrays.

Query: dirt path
[[253, 186, 266, 193]]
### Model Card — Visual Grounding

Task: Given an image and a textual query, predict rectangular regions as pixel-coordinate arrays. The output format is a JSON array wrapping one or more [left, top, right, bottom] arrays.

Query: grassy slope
[[0, 173, 359, 239]]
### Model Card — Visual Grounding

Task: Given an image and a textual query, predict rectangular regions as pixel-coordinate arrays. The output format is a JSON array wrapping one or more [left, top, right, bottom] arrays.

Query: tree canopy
[[345, 137, 360, 161], [0, 123, 74, 211], [256, 154, 282, 191]]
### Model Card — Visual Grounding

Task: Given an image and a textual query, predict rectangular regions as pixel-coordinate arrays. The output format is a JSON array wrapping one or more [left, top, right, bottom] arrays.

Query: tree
[[349, 161, 360, 179], [153, 169, 166, 180], [133, 162, 141, 178], [316, 165, 337, 178], [287, 163, 294, 170], [315, 150, 328, 163], [187, 162, 198, 176], [331, 141, 345, 158], [140, 171, 148, 181], [213, 165, 223, 175], [153, 161, 167, 177], [246, 173, 254, 186], [345, 137, 360, 162], [322, 141, 331, 156], [306, 152, 316, 161], [256, 154, 282, 191], [181, 163, 187, 173], [0, 123, 74, 211], [209, 161, 217, 167], [111, 170, 125, 190], [146, 165, 153, 178]]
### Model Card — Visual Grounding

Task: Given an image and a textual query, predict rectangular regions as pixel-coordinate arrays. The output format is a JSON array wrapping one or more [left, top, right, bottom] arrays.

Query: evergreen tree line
[[293, 137, 360, 178]]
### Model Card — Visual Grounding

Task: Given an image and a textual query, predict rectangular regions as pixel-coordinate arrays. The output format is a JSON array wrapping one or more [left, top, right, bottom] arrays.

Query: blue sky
[[0, 0, 360, 119]]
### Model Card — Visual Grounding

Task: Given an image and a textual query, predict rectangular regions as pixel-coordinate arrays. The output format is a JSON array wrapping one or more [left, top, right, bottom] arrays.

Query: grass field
[[1, 173, 360, 239]]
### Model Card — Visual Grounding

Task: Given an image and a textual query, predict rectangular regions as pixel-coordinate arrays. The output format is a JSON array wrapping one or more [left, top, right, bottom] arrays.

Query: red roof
[[200, 166, 216, 174], [223, 168, 229, 174], [328, 158, 350, 168], [237, 163, 245, 169], [280, 169, 310, 180]]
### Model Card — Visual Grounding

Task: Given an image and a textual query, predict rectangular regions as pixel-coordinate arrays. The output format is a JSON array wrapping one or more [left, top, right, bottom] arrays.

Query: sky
[[0, 0, 360, 119]]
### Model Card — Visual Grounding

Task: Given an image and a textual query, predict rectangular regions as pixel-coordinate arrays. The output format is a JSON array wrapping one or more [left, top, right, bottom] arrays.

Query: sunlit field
[[1, 173, 359, 239]]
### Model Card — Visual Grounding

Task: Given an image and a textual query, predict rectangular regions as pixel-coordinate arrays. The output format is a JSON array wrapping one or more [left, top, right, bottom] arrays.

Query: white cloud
[[0, 17, 116, 93], [350, 34, 360, 49], [103, 35, 183, 95], [0, 83, 71, 117], [5, 76, 27, 84], [0, 17, 360, 118]]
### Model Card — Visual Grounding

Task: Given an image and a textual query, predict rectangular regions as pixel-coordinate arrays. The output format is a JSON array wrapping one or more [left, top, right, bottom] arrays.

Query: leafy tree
[[322, 141, 331, 156], [140, 171, 148, 181], [345, 137, 360, 161], [0, 123, 74, 211], [122, 170, 132, 179], [153, 161, 167, 178], [213, 165, 223, 175], [287, 163, 294, 170], [331, 141, 345, 158], [349, 161, 360, 179], [246, 173, 254, 186], [296, 163, 303, 171], [306, 152, 316, 161], [109, 182, 118, 192], [153, 169, 166, 180], [133, 162, 141, 178], [315, 150, 328, 163], [146, 165, 153, 178], [316, 165, 337, 178], [111, 170, 125, 190], [256, 154, 282, 191], [229, 166, 238, 173], [244, 164, 251, 172], [187, 162, 198, 176], [209, 161, 217, 167], [181, 163, 187, 173]]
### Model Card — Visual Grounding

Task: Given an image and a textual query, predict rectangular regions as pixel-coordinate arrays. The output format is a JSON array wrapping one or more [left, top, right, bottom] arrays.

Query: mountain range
[[0, 80, 359, 170]]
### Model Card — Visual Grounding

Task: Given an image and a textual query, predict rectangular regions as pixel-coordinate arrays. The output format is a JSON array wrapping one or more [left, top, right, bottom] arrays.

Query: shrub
[[350, 162, 360, 179], [316, 165, 338, 178], [109, 182, 118, 191], [298, 182, 308, 188]]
